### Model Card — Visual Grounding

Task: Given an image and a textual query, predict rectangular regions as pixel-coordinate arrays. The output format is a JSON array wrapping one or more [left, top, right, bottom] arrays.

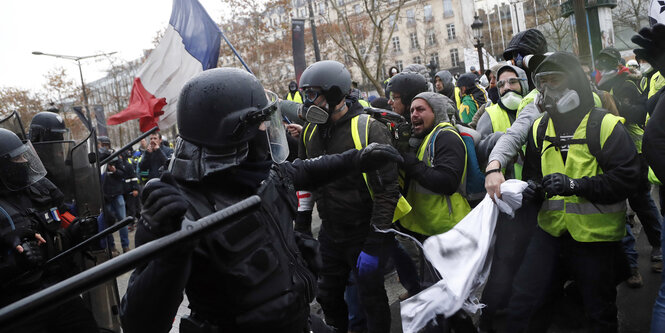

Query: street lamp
[[471, 15, 485, 73], [32, 51, 117, 119]]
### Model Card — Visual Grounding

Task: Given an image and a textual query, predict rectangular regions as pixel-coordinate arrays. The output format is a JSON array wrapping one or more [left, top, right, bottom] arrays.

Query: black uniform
[[0, 179, 97, 332]]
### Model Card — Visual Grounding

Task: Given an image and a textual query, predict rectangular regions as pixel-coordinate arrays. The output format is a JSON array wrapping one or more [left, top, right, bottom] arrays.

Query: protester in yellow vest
[[476, 64, 528, 179], [285, 80, 303, 103], [399, 92, 470, 237], [504, 52, 641, 332]]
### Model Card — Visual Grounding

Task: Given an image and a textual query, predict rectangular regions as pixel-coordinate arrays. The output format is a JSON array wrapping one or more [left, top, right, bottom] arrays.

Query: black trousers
[[316, 229, 391, 333], [504, 228, 619, 333], [480, 203, 538, 330]]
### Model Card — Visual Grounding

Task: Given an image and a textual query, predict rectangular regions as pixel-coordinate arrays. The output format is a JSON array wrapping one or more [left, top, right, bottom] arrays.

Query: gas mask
[[534, 71, 580, 114], [299, 104, 330, 124], [641, 63, 652, 74], [538, 87, 580, 114], [500, 90, 523, 110]]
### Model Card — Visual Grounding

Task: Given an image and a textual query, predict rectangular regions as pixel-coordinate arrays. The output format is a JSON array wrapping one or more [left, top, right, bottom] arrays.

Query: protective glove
[[357, 143, 404, 172], [395, 122, 412, 153], [67, 216, 99, 244], [522, 179, 543, 204], [400, 151, 420, 173], [294, 231, 322, 275], [2, 228, 37, 251], [356, 251, 380, 277], [140, 172, 189, 237], [632, 24, 665, 75], [17, 240, 44, 270], [542, 173, 580, 198]]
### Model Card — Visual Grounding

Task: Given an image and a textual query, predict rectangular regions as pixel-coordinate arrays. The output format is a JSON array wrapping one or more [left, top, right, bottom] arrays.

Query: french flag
[[108, 0, 222, 132]]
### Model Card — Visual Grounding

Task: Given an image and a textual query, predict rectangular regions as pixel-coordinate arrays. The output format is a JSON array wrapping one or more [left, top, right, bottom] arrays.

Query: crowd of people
[[2, 19, 665, 333]]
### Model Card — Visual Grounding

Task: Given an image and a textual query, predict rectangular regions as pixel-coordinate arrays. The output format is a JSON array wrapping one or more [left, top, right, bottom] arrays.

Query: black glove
[[2, 228, 36, 251], [632, 24, 665, 75], [17, 240, 44, 270], [294, 231, 322, 275], [522, 180, 543, 204], [140, 172, 189, 237], [67, 217, 99, 244], [400, 151, 420, 173], [357, 143, 404, 172], [542, 173, 580, 198], [395, 122, 412, 153]]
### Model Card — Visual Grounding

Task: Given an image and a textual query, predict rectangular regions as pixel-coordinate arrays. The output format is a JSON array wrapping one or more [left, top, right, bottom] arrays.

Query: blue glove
[[356, 251, 380, 277]]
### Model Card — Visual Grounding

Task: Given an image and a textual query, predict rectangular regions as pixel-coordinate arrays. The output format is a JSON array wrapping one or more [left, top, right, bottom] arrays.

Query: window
[[450, 48, 460, 67], [443, 0, 454, 17], [396, 60, 403, 72], [407, 9, 415, 25], [389, 14, 398, 31], [430, 53, 439, 69], [413, 56, 422, 64], [354, 4, 362, 14], [392, 36, 401, 52], [409, 32, 419, 49], [300, 8, 306, 17], [319, 3, 325, 14], [426, 28, 436, 45], [447, 23, 456, 40], [338, 0, 344, 5], [424, 5, 433, 22]]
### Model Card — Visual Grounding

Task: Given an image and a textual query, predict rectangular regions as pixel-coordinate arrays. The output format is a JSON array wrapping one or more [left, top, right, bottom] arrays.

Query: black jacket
[[644, 88, 665, 182], [121, 150, 373, 333], [139, 147, 168, 180], [298, 100, 400, 252], [102, 158, 129, 198]]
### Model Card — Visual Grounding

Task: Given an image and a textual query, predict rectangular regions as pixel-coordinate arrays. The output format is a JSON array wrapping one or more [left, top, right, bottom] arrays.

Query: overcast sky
[[0, 0, 230, 93]]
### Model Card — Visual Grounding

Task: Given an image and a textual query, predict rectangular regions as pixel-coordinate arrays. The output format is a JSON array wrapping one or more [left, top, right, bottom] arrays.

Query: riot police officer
[[119, 68, 402, 333], [28, 111, 68, 142], [0, 128, 98, 332]]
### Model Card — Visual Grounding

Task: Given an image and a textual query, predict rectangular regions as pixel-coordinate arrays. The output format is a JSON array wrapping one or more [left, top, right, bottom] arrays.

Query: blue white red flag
[[108, 0, 222, 131]]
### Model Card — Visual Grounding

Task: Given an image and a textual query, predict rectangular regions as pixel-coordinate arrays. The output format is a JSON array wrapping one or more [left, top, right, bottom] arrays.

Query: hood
[[403, 63, 430, 80], [496, 64, 529, 96], [288, 80, 297, 92], [502, 28, 548, 60], [535, 52, 594, 123], [412, 92, 453, 125]]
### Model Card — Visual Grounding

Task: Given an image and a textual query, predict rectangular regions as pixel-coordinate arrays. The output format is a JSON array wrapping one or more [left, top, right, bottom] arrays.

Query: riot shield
[[0, 111, 27, 140], [71, 132, 102, 217], [32, 141, 76, 203]]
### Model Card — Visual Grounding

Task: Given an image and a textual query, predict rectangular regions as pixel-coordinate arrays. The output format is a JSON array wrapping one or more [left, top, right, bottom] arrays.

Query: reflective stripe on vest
[[532, 111, 626, 242], [350, 114, 412, 223], [399, 122, 470, 236], [287, 91, 303, 104]]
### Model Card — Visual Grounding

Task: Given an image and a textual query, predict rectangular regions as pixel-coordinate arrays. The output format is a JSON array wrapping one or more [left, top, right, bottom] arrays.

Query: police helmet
[[0, 128, 47, 191], [29, 112, 67, 142]]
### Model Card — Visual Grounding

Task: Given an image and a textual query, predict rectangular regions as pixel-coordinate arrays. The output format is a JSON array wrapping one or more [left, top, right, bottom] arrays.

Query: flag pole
[[220, 28, 253, 74]]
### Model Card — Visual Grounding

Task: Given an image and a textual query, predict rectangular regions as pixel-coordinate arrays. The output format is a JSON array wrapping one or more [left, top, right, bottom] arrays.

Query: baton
[[46, 216, 136, 266], [0, 195, 261, 326], [99, 126, 159, 166]]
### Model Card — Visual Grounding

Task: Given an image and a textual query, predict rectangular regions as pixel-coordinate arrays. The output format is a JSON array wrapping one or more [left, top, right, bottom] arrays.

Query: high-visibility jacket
[[649, 71, 665, 99], [400, 122, 470, 236], [532, 111, 626, 242], [287, 91, 303, 104], [454, 86, 461, 110], [486, 103, 523, 179], [303, 114, 412, 222]]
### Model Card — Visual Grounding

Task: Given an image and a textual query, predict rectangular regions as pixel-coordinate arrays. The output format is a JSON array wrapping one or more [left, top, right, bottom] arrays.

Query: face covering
[[5, 161, 30, 189], [641, 63, 652, 74], [500, 90, 523, 110], [540, 87, 580, 114], [304, 105, 330, 124]]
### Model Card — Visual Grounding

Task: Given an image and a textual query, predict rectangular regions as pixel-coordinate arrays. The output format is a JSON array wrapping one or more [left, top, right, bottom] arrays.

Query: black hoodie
[[523, 52, 640, 204]]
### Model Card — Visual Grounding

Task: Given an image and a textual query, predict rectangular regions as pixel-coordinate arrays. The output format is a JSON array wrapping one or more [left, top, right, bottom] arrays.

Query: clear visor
[[534, 71, 567, 91], [263, 90, 290, 164], [0, 141, 47, 191]]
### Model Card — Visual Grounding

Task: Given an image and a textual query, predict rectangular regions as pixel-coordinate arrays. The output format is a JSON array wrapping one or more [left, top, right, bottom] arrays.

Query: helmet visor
[[263, 91, 289, 164], [0, 141, 47, 191]]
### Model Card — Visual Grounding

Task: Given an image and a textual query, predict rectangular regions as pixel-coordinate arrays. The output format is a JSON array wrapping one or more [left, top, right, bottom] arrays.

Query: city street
[[113, 195, 662, 333]]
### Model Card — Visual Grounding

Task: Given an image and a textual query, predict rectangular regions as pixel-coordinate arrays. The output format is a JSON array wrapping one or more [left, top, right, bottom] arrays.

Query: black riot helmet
[[177, 68, 272, 149], [0, 128, 47, 191], [387, 72, 428, 108], [29, 112, 67, 142], [299, 60, 352, 107], [172, 68, 289, 182]]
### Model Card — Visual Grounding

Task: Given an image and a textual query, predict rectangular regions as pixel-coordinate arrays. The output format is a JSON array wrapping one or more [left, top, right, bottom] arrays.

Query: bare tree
[[0, 87, 45, 126], [42, 67, 77, 110], [613, 0, 649, 32], [536, 0, 572, 51], [321, 0, 408, 96]]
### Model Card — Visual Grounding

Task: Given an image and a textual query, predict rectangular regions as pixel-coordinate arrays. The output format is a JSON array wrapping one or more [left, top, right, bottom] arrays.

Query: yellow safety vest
[[649, 71, 665, 99], [454, 86, 462, 110], [287, 91, 303, 104], [358, 99, 370, 107], [487, 103, 523, 179], [532, 111, 626, 242], [302, 114, 412, 222], [399, 122, 471, 236]]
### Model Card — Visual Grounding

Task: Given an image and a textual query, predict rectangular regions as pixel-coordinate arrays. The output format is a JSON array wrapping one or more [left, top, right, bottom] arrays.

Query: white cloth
[[400, 179, 528, 333]]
